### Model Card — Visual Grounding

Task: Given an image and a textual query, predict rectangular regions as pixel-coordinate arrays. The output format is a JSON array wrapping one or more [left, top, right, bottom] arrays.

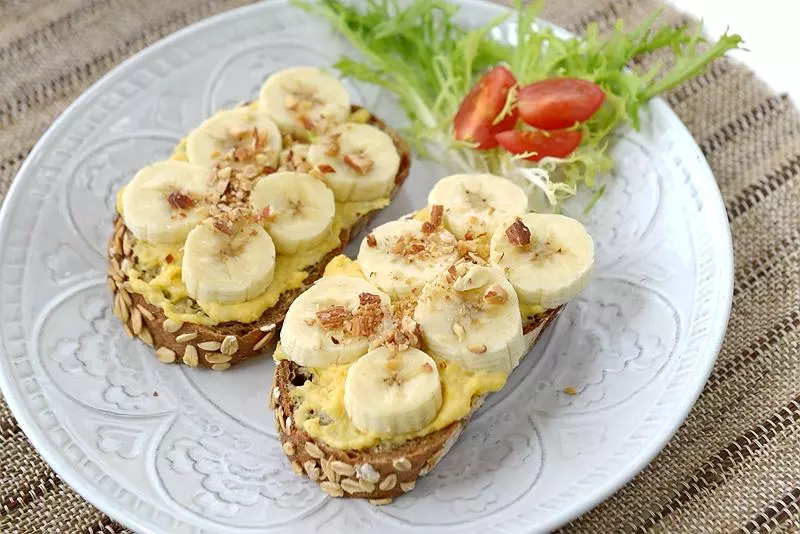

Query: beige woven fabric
[[1, 0, 799, 532]]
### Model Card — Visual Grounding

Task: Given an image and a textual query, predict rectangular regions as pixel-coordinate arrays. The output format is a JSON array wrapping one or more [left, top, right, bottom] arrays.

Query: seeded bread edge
[[271, 306, 563, 502], [106, 107, 411, 370]]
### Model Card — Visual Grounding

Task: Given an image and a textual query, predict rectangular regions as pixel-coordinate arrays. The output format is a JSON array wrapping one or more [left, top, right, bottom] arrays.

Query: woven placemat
[[2, 0, 799, 532]]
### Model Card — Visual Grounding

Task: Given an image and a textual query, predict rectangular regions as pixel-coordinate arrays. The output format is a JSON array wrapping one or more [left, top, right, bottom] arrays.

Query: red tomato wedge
[[517, 78, 605, 130], [495, 129, 582, 161], [454, 66, 518, 149]]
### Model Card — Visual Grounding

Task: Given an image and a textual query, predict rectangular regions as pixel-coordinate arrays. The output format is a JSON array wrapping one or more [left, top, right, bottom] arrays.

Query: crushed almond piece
[[483, 284, 507, 304], [564, 386, 578, 396], [359, 293, 381, 306], [233, 146, 253, 162], [366, 233, 377, 248], [213, 218, 233, 235], [167, 191, 195, 210], [165, 254, 174, 264], [429, 204, 443, 227], [446, 265, 458, 283], [316, 305, 348, 330], [258, 206, 277, 222], [300, 114, 317, 131], [343, 152, 374, 175], [505, 219, 531, 247], [325, 134, 341, 157], [452, 323, 466, 340], [348, 293, 385, 338], [468, 343, 487, 354], [421, 362, 433, 373], [317, 163, 335, 174]]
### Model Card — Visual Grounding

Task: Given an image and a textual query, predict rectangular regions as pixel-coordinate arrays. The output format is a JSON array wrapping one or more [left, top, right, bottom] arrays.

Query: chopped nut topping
[[316, 305, 348, 330], [314, 296, 385, 340], [359, 292, 381, 306], [165, 254, 174, 264], [483, 284, 507, 304], [421, 206, 443, 235], [324, 134, 341, 157], [421, 362, 434, 373], [213, 217, 234, 235], [505, 219, 531, 247], [167, 191, 195, 210], [300, 114, 317, 131], [389, 229, 454, 263], [453, 265, 491, 292], [257, 205, 277, 223], [429, 204, 443, 228], [446, 265, 458, 283], [349, 294, 385, 338], [468, 343, 487, 354], [209, 205, 254, 236], [343, 152, 374, 175], [317, 163, 335, 174], [217, 166, 233, 180], [452, 323, 466, 340], [366, 233, 377, 248]]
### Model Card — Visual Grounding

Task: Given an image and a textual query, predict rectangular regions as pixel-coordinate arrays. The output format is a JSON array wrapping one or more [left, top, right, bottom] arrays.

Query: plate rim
[[0, 1, 734, 532]]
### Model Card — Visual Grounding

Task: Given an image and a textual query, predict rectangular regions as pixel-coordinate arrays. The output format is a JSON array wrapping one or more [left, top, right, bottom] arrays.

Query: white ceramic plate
[[0, 1, 733, 532]]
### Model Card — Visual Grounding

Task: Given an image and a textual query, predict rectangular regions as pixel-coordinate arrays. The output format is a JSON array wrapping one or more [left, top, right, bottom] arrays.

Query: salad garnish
[[294, 0, 742, 210]]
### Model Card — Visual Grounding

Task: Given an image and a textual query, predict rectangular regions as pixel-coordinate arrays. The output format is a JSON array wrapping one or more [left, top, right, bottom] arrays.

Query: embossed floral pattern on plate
[[0, 1, 733, 533]]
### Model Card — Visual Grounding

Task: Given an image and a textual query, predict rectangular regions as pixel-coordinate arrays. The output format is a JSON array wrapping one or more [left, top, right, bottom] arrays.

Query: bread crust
[[271, 306, 563, 502], [107, 107, 411, 369]]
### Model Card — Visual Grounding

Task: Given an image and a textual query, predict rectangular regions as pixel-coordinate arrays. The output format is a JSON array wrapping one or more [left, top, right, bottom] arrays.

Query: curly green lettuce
[[294, 0, 742, 210]]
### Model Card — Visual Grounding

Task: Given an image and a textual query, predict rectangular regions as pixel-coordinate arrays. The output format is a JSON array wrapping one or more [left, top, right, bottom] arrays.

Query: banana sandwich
[[271, 173, 594, 502], [107, 66, 410, 369]]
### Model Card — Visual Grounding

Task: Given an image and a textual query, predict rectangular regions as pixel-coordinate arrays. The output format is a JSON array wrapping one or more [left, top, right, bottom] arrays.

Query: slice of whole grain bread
[[107, 108, 411, 370], [271, 306, 563, 502]]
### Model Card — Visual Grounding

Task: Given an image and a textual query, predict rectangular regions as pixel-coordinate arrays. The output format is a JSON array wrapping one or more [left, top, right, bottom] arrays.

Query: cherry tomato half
[[517, 78, 605, 130], [495, 129, 582, 161], [454, 66, 519, 149]]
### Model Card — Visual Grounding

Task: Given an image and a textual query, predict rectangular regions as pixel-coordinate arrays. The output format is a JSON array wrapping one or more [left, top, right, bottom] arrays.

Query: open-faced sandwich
[[271, 173, 594, 503], [107, 67, 410, 369]]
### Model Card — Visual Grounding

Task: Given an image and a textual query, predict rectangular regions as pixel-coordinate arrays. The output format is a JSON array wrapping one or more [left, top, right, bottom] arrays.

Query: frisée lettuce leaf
[[293, 0, 742, 210]]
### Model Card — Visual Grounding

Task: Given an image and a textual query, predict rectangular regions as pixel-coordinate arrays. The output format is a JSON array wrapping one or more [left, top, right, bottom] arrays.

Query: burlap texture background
[[1, 0, 799, 532]]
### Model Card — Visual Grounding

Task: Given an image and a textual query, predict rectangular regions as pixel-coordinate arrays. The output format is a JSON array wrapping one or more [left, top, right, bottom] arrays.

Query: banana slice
[[121, 161, 214, 244], [427, 173, 528, 239], [259, 66, 350, 135], [186, 107, 282, 170], [344, 346, 443, 435], [280, 276, 392, 368], [307, 122, 400, 202], [182, 219, 276, 303], [414, 262, 524, 374], [356, 219, 459, 297], [249, 171, 336, 255], [489, 213, 594, 309]]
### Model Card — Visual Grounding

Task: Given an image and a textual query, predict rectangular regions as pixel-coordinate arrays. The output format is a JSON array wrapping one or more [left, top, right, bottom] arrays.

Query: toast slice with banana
[[107, 67, 410, 369], [271, 173, 595, 502]]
